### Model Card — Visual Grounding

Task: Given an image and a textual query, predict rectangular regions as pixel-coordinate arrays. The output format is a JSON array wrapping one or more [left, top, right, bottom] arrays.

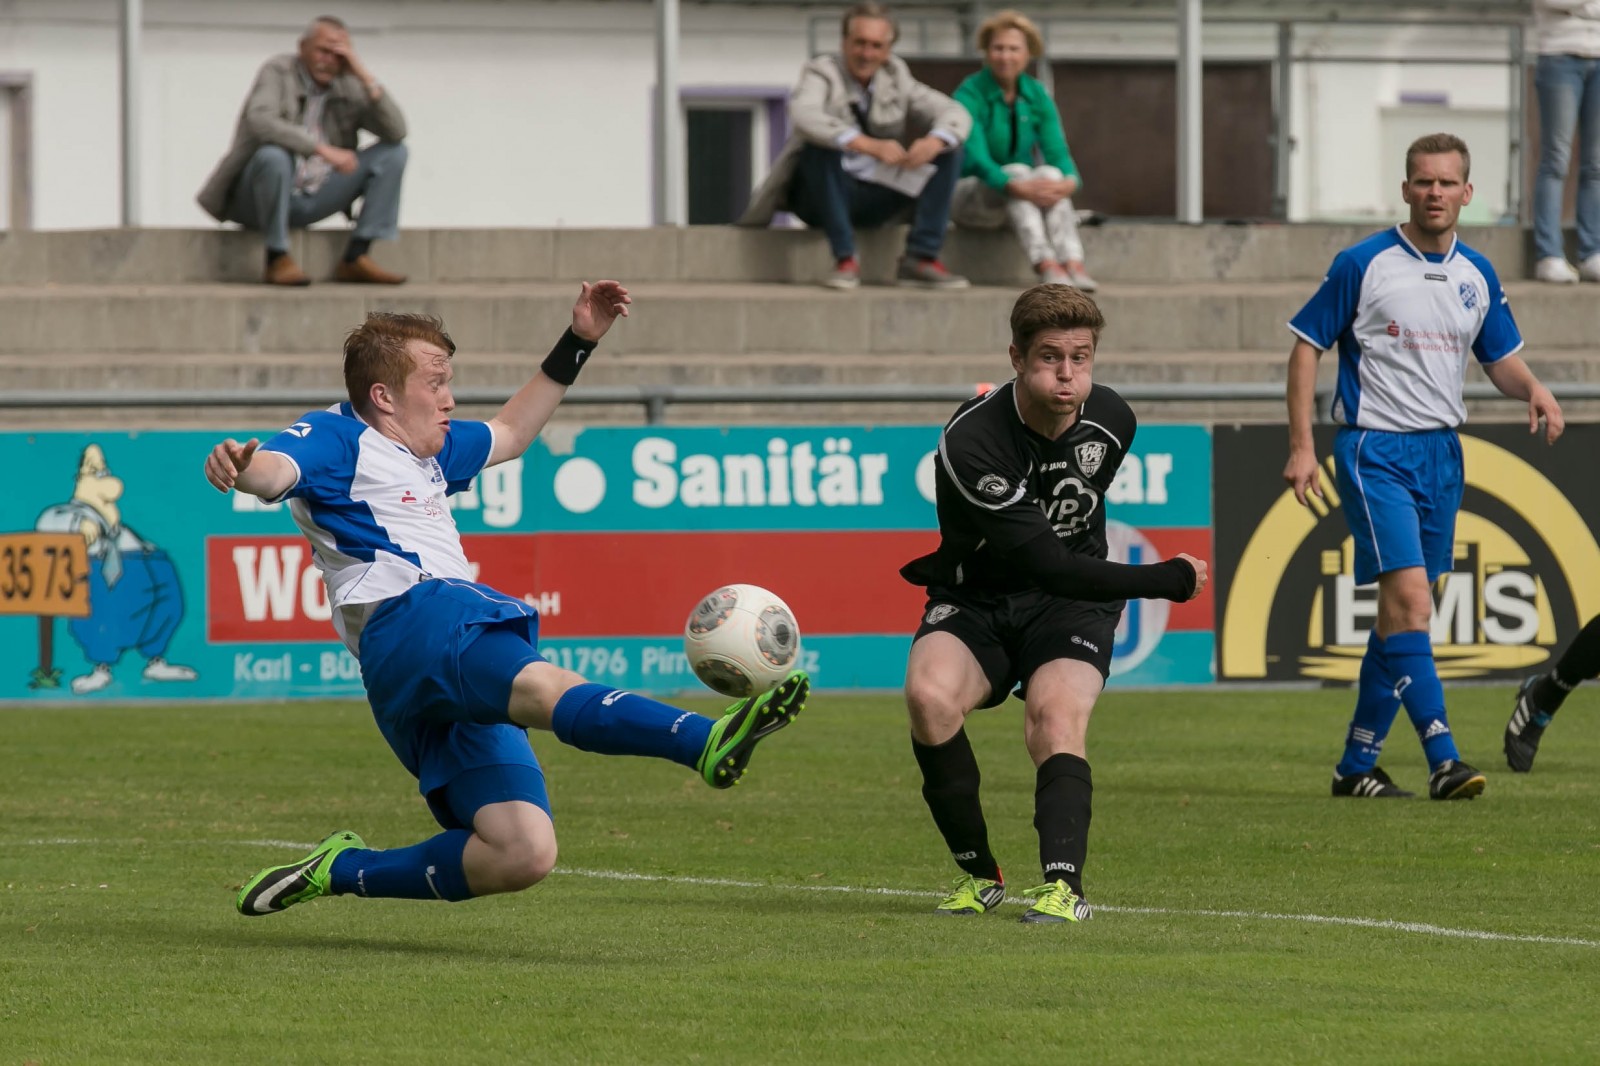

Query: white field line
[[13, 837, 1598, 949]]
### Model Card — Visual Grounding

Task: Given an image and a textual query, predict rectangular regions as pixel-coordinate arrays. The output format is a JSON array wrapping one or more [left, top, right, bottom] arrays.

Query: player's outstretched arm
[[1283, 339, 1325, 505], [1483, 354, 1565, 445], [203, 437, 295, 498], [1010, 530, 1205, 603], [487, 280, 632, 466]]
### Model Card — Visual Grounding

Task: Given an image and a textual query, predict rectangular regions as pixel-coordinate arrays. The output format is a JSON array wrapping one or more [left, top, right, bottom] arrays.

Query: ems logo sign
[[925, 604, 960, 625], [1076, 442, 1107, 477]]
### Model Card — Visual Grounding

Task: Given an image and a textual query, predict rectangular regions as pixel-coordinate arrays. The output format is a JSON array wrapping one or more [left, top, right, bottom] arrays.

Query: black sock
[[1538, 613, 1600, 712], [1034, 753, 1092, 897], [343, 237, 372, 263], [911, 729, 1001, 883], [265, 248, 287, 266]]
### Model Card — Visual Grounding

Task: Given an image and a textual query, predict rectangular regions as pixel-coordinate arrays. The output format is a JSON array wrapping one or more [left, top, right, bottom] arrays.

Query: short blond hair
[[977, 10, 1044, 58], [343, 312, 455, 415], [1405, 132, 1471, 181]]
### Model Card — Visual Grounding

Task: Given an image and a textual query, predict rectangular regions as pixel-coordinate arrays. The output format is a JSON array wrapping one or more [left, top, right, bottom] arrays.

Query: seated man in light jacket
[[739, 1, 971, 291], [197, 15, 408, 286]]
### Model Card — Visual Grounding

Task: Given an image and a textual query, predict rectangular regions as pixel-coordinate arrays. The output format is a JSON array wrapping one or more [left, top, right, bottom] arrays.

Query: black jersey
[[902, 380, 1187, 603]]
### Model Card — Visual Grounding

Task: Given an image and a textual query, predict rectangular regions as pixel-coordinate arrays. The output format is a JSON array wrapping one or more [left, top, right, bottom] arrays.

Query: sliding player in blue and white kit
[[1283, 133, 1564, 801], [204, 281, 808, 915]]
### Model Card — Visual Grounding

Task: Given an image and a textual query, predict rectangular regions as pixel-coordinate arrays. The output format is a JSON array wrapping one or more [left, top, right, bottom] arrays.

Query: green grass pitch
[[4, 687, 1599, 1064]]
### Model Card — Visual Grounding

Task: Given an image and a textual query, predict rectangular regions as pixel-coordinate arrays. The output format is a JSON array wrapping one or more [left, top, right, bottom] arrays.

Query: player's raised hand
[[205, 437, 259, 493], [1530, 387, 1565, 445], [571, 280, 631, 342], [1175, 553, 1209, 600], [1282, 447, 1325, 507]]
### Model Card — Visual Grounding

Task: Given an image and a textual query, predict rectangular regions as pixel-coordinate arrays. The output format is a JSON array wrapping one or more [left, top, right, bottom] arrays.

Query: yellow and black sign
[[0, 532, 91, 619], [1216, 425, 1600, 682]]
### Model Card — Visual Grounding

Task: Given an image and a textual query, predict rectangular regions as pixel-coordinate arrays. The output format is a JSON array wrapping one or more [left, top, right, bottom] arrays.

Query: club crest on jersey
[[925, 604, 959, 625], [1075, 441, 1107, 477], [976, 474, 1010, 498], [1459, 282, 1478, 310]]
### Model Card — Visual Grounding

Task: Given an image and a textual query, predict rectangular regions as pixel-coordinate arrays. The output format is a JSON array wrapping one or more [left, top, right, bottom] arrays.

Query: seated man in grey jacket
[[197, 16, 408, 286], [740, 2, 971, 290]]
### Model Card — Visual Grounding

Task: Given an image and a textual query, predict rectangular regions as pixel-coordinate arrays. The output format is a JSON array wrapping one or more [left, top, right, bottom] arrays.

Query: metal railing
[[8, 382, 1597, 425]]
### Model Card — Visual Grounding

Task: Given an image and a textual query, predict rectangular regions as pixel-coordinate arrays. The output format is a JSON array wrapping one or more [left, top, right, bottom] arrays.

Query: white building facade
[[0, 0, 1531, 231]]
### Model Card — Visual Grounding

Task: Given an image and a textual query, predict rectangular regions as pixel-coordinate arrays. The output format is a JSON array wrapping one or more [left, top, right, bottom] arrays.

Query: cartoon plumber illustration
[[34, 444, 198, 695]]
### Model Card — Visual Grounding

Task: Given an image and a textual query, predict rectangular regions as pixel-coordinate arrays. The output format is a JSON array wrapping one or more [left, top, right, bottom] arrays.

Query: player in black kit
[[901, 284, 1209, 923]]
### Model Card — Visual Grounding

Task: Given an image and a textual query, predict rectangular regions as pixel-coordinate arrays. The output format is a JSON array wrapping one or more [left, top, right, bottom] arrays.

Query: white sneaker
[[1536, 257, 1580, 284], [70, 664, 113, 695], [1580, 254, 1600, 283], [142, 657, 197, 682]]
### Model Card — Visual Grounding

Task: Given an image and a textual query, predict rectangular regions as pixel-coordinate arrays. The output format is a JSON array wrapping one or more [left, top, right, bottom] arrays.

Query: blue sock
[[551, 682, 713, 769], [1336, 630, 1404, 777], [329, 829, 474, 901], [1384, 630, 1461, 770]]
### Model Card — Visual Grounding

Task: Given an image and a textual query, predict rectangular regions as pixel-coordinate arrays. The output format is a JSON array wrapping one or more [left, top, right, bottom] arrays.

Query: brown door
[[905, 57, 1276, 219]]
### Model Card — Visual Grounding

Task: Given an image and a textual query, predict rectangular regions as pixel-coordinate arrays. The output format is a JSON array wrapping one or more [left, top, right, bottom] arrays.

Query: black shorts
[[913, 586, 1121, 708]]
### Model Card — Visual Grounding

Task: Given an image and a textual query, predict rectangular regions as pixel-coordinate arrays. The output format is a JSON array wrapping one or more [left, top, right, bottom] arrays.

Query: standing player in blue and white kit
[[204, 281, 809, 915], [1283, 133, 1564, 801]]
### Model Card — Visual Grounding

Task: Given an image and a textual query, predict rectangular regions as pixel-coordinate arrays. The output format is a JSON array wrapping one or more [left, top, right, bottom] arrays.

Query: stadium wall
[[0, 0, 1524, 230]]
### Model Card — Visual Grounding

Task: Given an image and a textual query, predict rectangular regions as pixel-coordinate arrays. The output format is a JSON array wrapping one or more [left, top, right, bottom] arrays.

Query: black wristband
[[540, 328, 594, 386]]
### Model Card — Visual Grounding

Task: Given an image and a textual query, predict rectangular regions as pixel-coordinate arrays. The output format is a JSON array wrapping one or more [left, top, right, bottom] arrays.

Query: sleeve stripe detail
[[938, 434, 1027, 512], [1077, 418, 1123, 451], [261, 453, 303, 505], [1288, 323, 1326, 350], [1478, 339, 1525, 366]]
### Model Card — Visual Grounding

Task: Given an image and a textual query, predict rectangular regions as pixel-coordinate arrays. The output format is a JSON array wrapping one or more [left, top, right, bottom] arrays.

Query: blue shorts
[[359, 578, 550, 827], [1333, 427, 1464, 586]]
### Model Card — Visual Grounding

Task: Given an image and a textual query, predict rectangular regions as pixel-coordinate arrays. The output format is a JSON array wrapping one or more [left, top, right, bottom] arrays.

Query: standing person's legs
[[787, 145, 863, 261], [1330, 429, 1422, 796], [1534, 54, 1583, 268], [1020, 658, 1101, 914], [1574, 58, 1600, 266], [905, 629, 1002, 904], [1339, 428, 1480, 798]]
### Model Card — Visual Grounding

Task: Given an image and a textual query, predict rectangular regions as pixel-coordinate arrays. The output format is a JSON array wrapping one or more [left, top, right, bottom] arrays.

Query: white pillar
[[120, 0, 142, 226], [654, 0, 684, 225], [1176, 0, 1203, 223]]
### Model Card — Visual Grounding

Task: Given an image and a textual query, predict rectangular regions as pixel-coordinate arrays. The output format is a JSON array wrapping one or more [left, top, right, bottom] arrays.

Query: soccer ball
[[684, 584, 801, 699]]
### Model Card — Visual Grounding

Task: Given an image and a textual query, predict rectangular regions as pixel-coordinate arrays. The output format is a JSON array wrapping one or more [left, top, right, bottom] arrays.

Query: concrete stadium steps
[[7, 278, 1600, 357], [0, 223, 1531, 288]]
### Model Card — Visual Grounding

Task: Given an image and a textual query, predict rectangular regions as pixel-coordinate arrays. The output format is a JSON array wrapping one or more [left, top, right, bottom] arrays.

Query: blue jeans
[[223, 142, 409, 253], [786, 144, 963, 261], [1534, 53, 1600, 261]]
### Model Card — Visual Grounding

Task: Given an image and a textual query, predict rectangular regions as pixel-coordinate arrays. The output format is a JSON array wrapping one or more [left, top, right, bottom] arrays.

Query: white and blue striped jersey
[[258, 403, 497, 654], [1288, 226, 1522, 432]]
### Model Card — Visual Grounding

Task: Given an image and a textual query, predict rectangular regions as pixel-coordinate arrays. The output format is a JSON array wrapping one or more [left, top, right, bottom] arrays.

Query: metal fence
[[10, 382, 1598, 425]]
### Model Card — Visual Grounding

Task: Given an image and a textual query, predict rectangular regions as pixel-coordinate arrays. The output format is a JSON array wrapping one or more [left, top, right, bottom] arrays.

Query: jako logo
[[1220, 433, 1600, 682]]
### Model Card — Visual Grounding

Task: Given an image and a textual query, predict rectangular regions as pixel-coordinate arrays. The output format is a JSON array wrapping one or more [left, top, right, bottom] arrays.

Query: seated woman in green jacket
[[951, 10, 1096, 290]]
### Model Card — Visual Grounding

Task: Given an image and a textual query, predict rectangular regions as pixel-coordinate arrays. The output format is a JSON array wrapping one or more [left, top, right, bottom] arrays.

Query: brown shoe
[[334, 254, 407, 285], [264, 254, 311, 286]]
